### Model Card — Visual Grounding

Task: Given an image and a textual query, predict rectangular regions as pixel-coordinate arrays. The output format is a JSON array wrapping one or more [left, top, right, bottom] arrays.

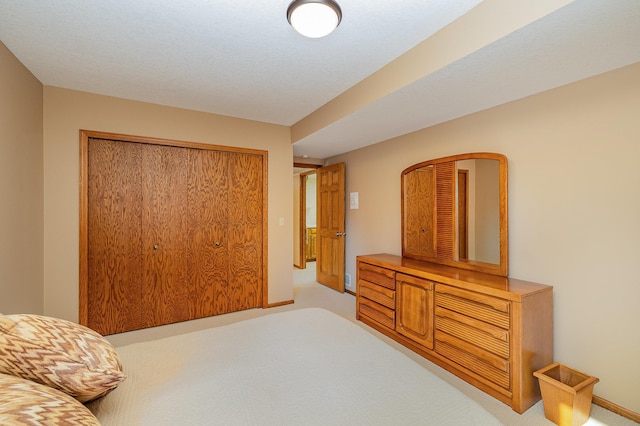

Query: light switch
[[279, 217, 285, 226], [350, 192, 359, 209]]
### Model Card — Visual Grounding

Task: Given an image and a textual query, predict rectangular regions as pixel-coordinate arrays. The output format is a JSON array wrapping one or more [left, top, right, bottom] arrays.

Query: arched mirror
[[401, 153, 508, 276]]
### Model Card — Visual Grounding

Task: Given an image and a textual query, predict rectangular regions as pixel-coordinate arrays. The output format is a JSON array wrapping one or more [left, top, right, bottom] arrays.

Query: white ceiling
[[1, 1, 639, 159]]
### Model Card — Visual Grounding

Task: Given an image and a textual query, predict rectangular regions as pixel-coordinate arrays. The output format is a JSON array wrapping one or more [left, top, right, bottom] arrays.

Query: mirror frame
[[401, 152, 508, 277]]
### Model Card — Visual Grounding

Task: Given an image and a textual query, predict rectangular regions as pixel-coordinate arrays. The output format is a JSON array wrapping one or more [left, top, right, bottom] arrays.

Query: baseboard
[[593, 395, 640, 423], [265, 299, 294, 308]]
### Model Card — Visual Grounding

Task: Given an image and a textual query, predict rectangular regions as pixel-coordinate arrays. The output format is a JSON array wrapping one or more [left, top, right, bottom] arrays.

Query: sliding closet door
[[141, 144, 190, 328], [87, 139, 144, 335]]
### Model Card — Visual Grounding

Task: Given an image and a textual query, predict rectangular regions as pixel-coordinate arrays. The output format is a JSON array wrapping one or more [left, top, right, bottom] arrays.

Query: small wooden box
[[534, 362, 599, 426]]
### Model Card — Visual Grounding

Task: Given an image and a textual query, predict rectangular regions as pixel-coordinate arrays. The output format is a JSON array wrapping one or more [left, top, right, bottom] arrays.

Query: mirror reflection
[[401, 153, 507, 276], [456, 158, 500, 264]]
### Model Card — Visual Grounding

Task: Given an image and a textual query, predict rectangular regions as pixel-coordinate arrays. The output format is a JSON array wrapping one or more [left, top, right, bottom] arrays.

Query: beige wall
[[0, 42, 44, 314], [42, 87, 293, 321], [328, 62, 640, 412]]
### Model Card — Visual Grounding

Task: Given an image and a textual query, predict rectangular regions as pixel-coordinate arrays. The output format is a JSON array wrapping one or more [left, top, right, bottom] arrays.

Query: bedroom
[[1, 0, 639, 423]]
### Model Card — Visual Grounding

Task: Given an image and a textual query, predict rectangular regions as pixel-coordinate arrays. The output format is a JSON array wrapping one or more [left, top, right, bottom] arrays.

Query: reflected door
[[404, 166, 436, 258]]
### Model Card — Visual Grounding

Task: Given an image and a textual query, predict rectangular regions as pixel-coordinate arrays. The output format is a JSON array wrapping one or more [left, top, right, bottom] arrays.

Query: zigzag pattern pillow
[[0, 373, 100, 425], [0, 314, 126, 402]]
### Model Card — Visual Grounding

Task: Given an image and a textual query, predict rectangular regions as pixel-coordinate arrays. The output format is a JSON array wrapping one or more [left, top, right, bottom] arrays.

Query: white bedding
[[88, 308, 502, 425]]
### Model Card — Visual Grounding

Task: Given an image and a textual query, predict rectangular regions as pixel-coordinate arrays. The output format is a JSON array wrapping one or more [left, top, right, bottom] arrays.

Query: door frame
[[79, 130, 269, 325], [294, 163, 321, 270], [457, 168, 469, 260]]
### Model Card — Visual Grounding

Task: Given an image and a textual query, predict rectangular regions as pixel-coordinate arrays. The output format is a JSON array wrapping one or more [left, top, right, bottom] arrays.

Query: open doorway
[[293, 164, 320, 270], [293, 162, 346, 293]]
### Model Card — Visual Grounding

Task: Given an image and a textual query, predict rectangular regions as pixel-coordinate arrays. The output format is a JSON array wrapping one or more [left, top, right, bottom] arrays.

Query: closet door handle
[[215, 241, 221, 247], [153, 244, 159, 250]]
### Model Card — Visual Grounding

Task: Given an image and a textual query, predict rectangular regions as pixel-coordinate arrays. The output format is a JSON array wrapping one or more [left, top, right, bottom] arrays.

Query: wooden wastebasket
[[534, 362, 599, 426]]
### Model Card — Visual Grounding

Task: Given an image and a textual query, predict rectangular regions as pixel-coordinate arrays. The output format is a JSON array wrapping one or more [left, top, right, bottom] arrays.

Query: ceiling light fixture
[[287, 0, 342, 39]]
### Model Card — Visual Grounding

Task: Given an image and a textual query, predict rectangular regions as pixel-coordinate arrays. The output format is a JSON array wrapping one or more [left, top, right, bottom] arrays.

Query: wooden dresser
[[356, 253, 553, 413]]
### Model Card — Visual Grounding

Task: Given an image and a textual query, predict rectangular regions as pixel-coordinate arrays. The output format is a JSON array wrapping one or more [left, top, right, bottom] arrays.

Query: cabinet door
[[395, 273, 434, 349], [403, 166, 435, 257]]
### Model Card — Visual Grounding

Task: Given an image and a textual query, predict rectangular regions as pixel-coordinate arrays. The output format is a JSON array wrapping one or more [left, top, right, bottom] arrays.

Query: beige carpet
[[106, 263, 637, 425]]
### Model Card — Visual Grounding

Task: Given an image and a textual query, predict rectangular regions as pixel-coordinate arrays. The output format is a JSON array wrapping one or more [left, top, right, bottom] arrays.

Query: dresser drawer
[[359, 279, 395, 309], [435, 307, 509, 358], [358, 262, 395, 290], [435, 284, 510, 329], [435, 337, 510, 389], [358, 297, 395, 329]]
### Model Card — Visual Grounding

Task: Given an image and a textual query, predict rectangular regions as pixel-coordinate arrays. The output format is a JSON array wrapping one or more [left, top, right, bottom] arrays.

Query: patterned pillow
[[0, 314, 126, 402], [0, 373, 100, 425]]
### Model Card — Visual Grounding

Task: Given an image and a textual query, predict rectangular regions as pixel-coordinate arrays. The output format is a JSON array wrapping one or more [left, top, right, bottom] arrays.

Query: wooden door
[[81, 131, 267, 335], [316, 163, 345, 292], [404, 166, 435, 258], [187, 150, 262, 317], [88, 140, 192, 333], [435, 162, 456, 260], [141, 145, 190, 328], [187, 149, 228, 319], [396, 273, 434, 350], [296, 170, 317, 269], [226, 152, 263, 312], [86, 139, 144, 335]]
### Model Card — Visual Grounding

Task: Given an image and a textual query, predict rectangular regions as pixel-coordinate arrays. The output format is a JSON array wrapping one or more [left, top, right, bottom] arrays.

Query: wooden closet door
[[82, 131, 267, 335], [187, 149, 229, 318], [226, 152, 262, 312], [141, 144, 190, 328], [87, 139, 143, 335]]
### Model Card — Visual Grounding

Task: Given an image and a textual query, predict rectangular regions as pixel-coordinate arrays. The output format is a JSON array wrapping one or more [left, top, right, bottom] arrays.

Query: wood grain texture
[[435, 290, 510, 329], [358, 297, 395, 329], [435, 338, 510, 389], [316, 163, 345, 292], [435, 161, 455, 260], [141, 144, 190, 328], [226, 152, 262, 312], [358, 262, 395, 290], [396, 273, 434, 350], [81, 130, 267, 335], [358, 280, 395, 309], [401, 153, 508, 277], [356, 254, 553, 414], [187, 148, 229, 319], [403, 166, 435, 258], [87, 138, 143, 335]]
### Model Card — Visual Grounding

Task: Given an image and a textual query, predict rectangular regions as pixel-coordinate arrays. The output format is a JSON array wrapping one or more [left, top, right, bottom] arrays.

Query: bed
[[86, 308, 501, 425]]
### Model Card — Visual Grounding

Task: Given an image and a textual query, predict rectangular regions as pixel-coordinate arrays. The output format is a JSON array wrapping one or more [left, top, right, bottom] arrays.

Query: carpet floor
[[106, 263, 637, 425]]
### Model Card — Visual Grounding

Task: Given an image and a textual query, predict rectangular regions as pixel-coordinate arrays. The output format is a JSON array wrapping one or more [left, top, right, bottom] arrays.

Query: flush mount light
[[287, 0, 342, 38]]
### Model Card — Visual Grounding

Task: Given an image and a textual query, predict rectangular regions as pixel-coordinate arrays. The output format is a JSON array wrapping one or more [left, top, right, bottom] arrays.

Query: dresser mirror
[[401, 153, 508, 276]]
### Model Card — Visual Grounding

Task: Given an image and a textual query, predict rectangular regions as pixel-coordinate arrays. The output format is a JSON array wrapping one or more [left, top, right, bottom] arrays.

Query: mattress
[[88, 308, 501, 425]]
